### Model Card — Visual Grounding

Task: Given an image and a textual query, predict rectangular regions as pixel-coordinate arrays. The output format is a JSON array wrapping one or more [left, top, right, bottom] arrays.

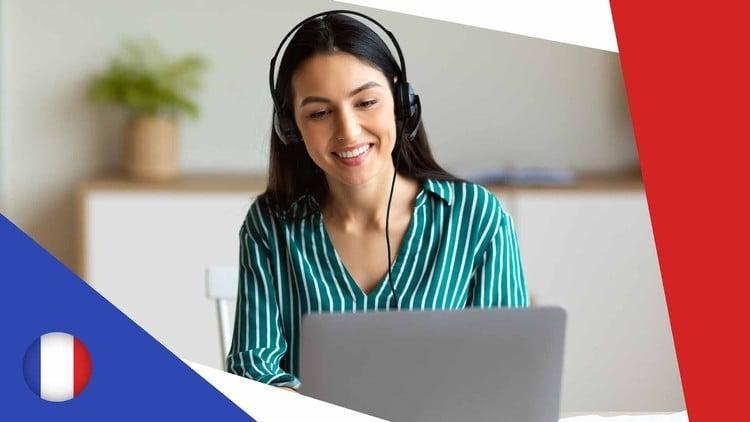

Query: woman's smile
[[332, 143, 375, 166]]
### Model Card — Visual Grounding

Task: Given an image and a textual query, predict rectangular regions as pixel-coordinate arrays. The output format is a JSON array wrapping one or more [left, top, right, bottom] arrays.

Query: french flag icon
[[23, 332, 93, 401]]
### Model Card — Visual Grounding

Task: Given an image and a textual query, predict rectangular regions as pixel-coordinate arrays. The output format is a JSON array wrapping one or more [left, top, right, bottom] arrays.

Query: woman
[[227, 11, 529, 393]]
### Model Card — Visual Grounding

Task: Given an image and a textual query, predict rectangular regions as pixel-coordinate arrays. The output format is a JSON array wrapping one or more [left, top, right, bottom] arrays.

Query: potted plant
[[88, 38, 207, 181]]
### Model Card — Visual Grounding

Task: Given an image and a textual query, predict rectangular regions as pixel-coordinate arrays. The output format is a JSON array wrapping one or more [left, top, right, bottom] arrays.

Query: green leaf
[[87, 37, 208, 119]]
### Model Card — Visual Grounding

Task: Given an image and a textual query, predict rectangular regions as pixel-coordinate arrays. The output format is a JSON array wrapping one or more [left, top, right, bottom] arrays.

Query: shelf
[[78, 171, 643, 193]]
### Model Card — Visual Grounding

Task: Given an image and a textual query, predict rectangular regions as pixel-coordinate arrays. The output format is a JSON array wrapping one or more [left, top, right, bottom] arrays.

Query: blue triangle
[[0, 214, 255, 421]]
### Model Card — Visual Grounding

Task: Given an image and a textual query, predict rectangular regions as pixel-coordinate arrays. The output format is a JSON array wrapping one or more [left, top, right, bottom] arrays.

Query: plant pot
[[124, 115, 179, 181]]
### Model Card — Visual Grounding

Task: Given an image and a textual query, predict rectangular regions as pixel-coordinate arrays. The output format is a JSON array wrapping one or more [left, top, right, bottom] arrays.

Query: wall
[[0, 0, 636, 270], [0, 1, 7, 210]]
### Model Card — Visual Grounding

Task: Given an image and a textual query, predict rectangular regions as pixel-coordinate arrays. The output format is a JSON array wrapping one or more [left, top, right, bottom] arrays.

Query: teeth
[[336, 144, 370, 159]]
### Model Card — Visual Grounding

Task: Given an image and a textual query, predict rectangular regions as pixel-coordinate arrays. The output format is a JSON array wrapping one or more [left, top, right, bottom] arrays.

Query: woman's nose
[[335, 106, 362, 141]]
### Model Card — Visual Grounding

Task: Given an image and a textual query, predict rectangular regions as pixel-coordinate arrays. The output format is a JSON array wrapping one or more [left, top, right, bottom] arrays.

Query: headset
[[268, 10, 422, 314]]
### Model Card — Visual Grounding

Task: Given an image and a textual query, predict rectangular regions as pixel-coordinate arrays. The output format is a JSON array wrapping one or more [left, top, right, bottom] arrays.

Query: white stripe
[[421, 198, 444, 310], [459, 193, 495, 307], [449, 184, 479, 308], [284, 224, 302, 376], [412, 199, 437, 310], [250, 244, 272, 350], [297, 220, 323, 314], [251, 204, 281, 361], [384, 204, 420, 309], [308, 221, 335, 311], [394, 205, 425, 309], [479, 243, 490, 308], [381, 186, 426, 309], [293, 221, 312, 313], [265, 212, 288, 368], [441, 183, 467, 308], [40, 332, 74, 402], [472, 190, 495, 257], [317, 221, 348, 311], [431, 184, 454, 310], [502, 211, 510, 306]]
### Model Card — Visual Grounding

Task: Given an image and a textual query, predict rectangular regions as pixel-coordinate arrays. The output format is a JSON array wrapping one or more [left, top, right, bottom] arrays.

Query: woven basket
[[124, 115, 179, 181]]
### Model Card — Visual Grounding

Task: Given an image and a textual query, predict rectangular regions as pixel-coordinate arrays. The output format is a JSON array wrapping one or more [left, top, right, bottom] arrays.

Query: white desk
[[562, 412, 677, 417], [560, 411, 687, 421]]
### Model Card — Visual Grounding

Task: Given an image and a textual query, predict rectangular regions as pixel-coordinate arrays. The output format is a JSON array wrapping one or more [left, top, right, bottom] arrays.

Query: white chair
[[205, 267, 239, 363]]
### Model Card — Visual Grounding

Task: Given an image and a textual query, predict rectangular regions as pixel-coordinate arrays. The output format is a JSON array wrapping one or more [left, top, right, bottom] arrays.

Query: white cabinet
[[511, 190, 683, 412], [80, 185, 259, 369]]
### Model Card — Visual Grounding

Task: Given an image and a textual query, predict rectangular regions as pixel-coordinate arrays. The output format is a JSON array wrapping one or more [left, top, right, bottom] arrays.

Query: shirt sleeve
[[226, 204, 301, 389], [466, 199, 530, 308]]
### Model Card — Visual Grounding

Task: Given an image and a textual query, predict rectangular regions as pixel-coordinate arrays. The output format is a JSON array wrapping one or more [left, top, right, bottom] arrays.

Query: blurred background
[[0, 0, 683, 414]]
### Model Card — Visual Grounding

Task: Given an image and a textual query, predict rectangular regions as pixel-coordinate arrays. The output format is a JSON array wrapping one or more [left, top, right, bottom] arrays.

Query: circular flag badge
[[23, 332, 92, 401]]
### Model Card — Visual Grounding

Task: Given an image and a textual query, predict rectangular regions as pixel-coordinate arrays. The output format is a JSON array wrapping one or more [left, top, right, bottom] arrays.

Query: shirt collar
[[422, 178, 454, 206]]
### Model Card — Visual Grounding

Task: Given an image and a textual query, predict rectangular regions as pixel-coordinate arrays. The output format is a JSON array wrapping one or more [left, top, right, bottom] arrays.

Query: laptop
[[299, 306, 566, 422]]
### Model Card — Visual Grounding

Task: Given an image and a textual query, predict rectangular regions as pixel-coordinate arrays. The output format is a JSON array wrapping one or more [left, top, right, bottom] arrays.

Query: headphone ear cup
[[273, 109, 302, 145], [405, 83, 418, 117], [393, 81, 409, 120], [394, 82, 421, 142], [406, 94, 422, 141]]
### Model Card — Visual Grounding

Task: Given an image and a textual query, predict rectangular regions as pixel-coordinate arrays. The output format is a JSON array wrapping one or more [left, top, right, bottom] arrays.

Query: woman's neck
[[322, 168, 420, 232]]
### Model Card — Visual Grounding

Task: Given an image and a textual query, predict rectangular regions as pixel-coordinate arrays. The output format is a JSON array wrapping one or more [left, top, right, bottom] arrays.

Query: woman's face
[[291, 52, 397, 187]]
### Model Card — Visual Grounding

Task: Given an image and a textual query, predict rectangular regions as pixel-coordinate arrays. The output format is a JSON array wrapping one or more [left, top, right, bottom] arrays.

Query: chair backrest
[[205, 267, 238, 364]]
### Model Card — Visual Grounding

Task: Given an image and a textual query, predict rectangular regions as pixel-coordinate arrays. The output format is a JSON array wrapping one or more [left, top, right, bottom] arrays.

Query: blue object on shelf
[[461, 168, 577, 186]]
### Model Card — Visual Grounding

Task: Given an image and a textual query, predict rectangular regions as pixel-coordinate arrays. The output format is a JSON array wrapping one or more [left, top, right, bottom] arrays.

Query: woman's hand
[[278, 386, 299, 393]]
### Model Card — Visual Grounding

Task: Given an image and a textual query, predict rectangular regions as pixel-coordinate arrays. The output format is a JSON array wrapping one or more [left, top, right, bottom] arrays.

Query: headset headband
[[268, 9, 409, 112]]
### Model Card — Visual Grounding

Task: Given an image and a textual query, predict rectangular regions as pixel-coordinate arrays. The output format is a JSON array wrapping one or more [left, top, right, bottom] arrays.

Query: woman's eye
[[358, 99, 378, 109], [309, 110, 328, 120], [308, 100, 377, 120]]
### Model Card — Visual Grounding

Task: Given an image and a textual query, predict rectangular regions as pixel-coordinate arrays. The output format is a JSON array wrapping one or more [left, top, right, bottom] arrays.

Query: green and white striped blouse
[[227, 178, 530, 389]]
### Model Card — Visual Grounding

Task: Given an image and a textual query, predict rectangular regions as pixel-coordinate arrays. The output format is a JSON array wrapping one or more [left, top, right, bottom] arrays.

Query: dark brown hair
[[259, 13, 465, 219]]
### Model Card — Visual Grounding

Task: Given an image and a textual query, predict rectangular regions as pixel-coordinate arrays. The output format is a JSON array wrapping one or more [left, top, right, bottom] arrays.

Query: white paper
[[560, 411, 688, 422], [182, 359, 387, 421]]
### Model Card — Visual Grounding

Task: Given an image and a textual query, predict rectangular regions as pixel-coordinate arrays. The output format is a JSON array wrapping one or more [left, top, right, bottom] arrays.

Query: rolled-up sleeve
[[226, 208, 301, 389], [467, 200, 530, 308]]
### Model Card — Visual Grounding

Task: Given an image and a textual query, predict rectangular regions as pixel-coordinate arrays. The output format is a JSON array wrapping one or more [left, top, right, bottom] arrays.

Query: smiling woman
[[292, 54, 398, 187], [226, 10, 530, 392]]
